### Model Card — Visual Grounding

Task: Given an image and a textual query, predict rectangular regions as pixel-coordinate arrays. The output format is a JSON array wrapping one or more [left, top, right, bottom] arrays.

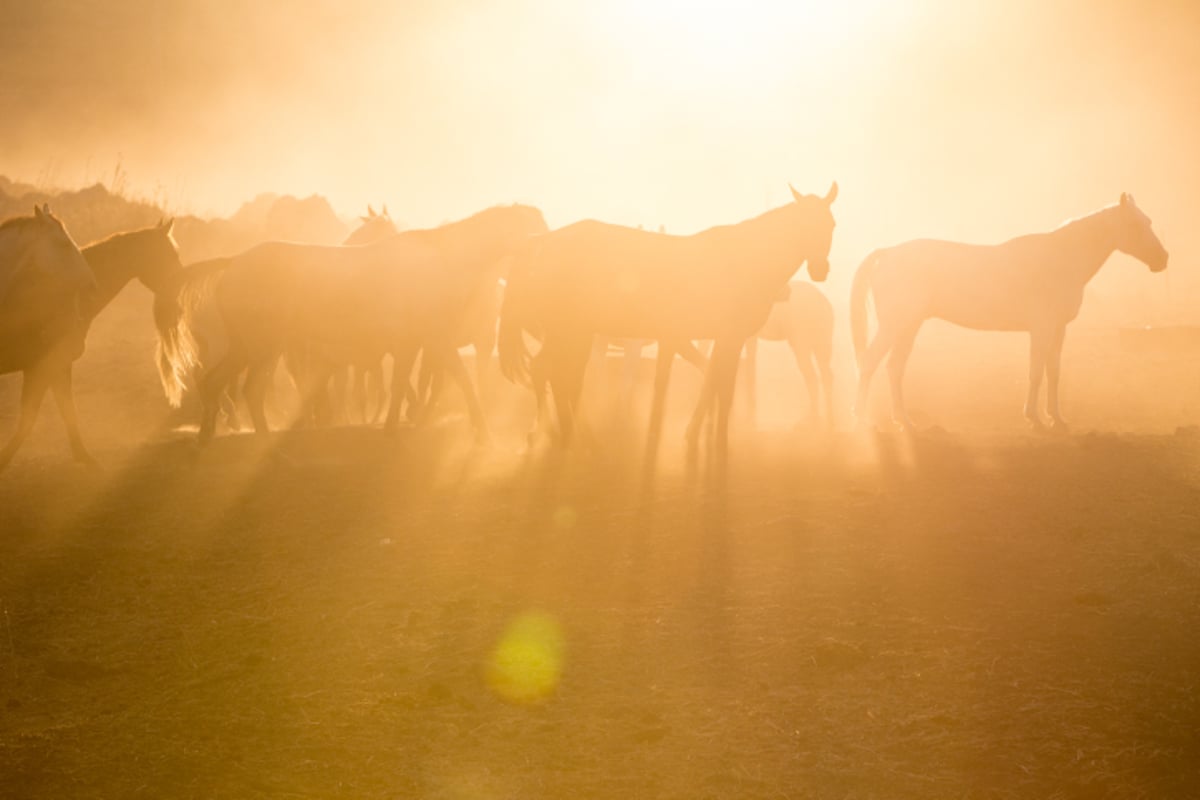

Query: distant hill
[[0, 177, 350, 262]]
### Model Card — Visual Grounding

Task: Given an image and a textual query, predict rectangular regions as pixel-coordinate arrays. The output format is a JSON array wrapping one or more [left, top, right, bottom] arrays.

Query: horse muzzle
[[807, 259, 830, 282], [1149, 252, 1169, 273]]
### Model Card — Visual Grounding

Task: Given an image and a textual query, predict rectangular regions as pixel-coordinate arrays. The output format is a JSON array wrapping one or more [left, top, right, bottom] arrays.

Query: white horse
[[743, 280, 835, 427], [851, 193, 1168, 430]]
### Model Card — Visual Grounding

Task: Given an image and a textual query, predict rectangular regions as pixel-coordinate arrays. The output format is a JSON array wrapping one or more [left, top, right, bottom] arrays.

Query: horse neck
[[80, 236, 142, 315], [1051, 208, 1120, 285], [698, 206, 810, 286]]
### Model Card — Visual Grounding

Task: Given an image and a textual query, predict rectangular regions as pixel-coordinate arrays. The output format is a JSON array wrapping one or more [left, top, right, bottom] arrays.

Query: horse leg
[[644, 343, 676, 468], [475, 327, 495, 404], [855, 328, 894, 426], [49, 365, 98, 467], [365, 361, 383, 424], [242, 359, 275, 435], [685, 360, 716, 446], [199, 352, 242, 444], [219, 383, 243, 432], [787, 338, 821, 426], [1024, 331, 1049, 430], [678, 340, 709, 372], [417, 357, 448, 428], [528, 349, 552, 448], [711, 337, 743, 468], [886, 326, 920, 431], [743, 337, 759, 428], [443, 347, 489, 444], [0, 365, 53, 471], [329, 368, 349, 426], [384, 344, 420, 432], [1045, 324, 1068, 431], [294, 357, 334, 431], [548, 335, 591, 448]]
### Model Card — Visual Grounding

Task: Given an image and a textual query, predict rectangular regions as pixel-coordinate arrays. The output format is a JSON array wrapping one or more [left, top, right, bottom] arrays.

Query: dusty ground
[[2, 289, 1200, 798]]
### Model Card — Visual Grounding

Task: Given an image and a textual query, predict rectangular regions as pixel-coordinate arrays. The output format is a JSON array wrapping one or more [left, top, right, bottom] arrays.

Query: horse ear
[[162, 217, 175, 234], [1120, 192, 1129, 206], [824, 181, 839, 206], [367, 204, 377, 218], [789, 184, 802, 203], [33, 204, 45, 220], [381, 204, 388, 218]]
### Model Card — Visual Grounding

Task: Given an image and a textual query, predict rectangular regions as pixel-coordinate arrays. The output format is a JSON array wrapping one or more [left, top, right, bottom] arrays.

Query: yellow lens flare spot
[[486, 612, 565, 705]]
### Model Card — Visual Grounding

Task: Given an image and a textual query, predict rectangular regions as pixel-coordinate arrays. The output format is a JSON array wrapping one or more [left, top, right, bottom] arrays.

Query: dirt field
[[2, 289, 1200, 799]]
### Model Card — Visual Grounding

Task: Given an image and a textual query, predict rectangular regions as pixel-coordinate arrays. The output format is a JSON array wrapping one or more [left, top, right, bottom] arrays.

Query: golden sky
[[2, 0, 1198, 317]]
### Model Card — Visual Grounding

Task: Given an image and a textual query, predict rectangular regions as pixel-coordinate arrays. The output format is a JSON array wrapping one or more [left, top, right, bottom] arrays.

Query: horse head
[[133, 218, 184, 293], [1114, 193, 1168, 273], [787, 182, 838, 282], [345, 205, 399, 245]]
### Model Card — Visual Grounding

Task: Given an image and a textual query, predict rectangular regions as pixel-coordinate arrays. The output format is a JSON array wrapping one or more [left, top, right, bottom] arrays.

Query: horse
[[156, 204, 547, 444], [743, 280, 835, 428], [2, 211, 181, 470], [850, 192, 1168, 431], [499, 183, 838, 465], [332, 205, 402, 423], [338, 208, 507, 430], [520, 337, 709, 449]]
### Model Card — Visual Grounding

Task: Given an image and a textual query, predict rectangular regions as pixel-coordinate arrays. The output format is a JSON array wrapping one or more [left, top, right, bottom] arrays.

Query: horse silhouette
[[157, 204, 547, 443], [2, 210, 180, 469], [744, 280, 835, 428], [500, 183, 838, 464], [345, 206, 507, 428], [851, 193, 1168, 430]]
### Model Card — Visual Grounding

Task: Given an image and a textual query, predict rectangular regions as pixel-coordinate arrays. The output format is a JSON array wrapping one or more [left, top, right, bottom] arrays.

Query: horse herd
[[0, 184, 1170, 472]]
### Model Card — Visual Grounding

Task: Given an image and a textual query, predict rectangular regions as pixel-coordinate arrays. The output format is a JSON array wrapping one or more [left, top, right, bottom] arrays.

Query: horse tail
[[850, 250, 880, 366], [153, 257, 232, 407], [497, 243, 539, 386]]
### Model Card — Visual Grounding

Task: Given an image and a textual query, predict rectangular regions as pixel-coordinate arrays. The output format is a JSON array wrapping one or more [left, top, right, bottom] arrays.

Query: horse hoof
[[1051, 420, 1070, 435]]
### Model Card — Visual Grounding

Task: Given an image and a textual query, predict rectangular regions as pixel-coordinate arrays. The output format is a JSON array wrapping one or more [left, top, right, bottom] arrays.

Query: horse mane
[[691, 202, 796, 241], [1055, 202, 1121, 232], [85, 222, 176, 251], [154, 256, 232, 407]]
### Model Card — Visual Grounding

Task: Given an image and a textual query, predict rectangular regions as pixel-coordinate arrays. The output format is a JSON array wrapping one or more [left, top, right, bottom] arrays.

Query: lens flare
[[485, 612, 565, 705]]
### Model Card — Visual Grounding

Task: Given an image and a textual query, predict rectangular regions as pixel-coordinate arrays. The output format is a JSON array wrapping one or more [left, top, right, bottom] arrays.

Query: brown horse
[[851, 193, 1168, 430], [499, 183, 838, 464], [156, 204, 547, 443], [2, 213, 181, 470]]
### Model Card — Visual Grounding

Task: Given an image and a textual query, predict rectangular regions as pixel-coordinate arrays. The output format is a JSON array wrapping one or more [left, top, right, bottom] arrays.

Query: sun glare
[[601, 0, 905, 88]]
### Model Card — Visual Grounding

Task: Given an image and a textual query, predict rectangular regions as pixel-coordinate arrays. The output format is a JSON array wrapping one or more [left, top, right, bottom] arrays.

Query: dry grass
[[1, 421, 1198, 799]]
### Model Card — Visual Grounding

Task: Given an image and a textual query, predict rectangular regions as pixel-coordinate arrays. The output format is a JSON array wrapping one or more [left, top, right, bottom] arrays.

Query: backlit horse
[[2, 211, 181, 469], [157, 204, 547, 443], [851, 193, 1168, 430], [500, 183, 838, 464]]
